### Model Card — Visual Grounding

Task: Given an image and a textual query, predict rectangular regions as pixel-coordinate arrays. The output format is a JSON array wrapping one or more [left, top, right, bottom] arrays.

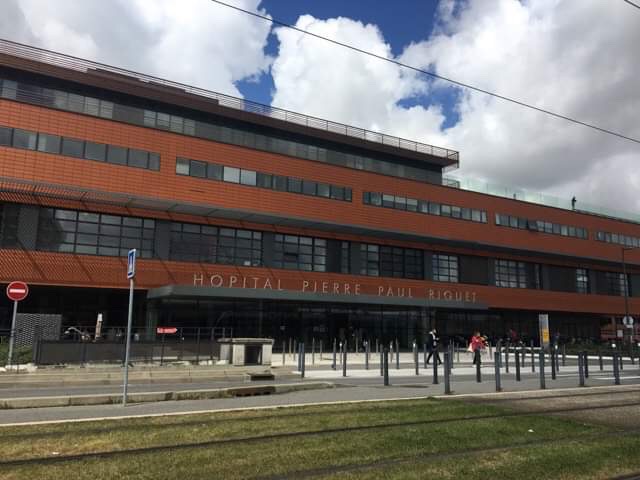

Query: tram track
[[256, 428, 640, 480], [1, 399, 639, 468]]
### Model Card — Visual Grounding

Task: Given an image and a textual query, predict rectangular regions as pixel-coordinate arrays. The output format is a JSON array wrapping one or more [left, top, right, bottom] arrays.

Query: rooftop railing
[[0, 38, 459, 165], [444, 175, 640, 225]]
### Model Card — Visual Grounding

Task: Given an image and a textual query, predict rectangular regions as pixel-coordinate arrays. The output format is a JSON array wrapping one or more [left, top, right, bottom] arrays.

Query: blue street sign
[[127, 249, 136, 279]]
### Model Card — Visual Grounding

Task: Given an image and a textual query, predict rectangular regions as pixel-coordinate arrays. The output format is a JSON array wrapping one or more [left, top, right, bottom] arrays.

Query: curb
[[0, 382, 335, 409]]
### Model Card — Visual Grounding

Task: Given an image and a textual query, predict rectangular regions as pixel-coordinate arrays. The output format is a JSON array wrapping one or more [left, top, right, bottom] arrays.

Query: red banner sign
[[156, 327, 177, 334]]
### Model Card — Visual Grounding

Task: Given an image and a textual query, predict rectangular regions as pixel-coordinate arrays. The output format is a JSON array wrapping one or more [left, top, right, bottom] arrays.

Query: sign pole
[[123, 249, 136, 407], [7, 300, 18, 368]]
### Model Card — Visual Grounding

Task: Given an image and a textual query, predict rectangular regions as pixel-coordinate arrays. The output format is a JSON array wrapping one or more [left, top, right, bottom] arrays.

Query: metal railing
[[0, 38, 459, 164]]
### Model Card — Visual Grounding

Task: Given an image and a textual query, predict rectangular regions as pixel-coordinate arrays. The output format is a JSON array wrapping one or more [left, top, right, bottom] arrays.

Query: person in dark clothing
[[426, 328, 442, 365]]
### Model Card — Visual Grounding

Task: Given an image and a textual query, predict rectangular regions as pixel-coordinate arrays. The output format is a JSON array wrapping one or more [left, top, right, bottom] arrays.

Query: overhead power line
[[623, 0, 640, 10], [210, 0, 640, 146]]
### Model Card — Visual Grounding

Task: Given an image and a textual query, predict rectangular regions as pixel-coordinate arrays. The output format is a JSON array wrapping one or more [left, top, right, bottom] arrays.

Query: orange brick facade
[[1, 98, 640, 316]]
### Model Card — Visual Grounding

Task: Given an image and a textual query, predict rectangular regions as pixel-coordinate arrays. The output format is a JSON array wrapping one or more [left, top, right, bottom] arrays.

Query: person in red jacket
[[469, 331, 485, 365]]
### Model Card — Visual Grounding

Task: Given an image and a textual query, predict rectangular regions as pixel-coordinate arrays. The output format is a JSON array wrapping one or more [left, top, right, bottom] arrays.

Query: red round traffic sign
[[6, 281, 28, 302]]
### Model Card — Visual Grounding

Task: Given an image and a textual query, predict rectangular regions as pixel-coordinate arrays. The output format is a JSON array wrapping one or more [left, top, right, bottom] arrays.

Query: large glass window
[[37, 133, 61, 154], [576, 268, 589, 294], [360, 244, 379, 276], [340, 241, 351, 274], [432, 254, 458, 283], [61, 138, 84, 158], [359, 243, 422, 279], [169, 222, 262, 267], [12, 129, 37, 150], [605, 272, 626, 296], [495, 259, 527, 288], [36, 207, 155, 258], [273, 234, 326, 272]]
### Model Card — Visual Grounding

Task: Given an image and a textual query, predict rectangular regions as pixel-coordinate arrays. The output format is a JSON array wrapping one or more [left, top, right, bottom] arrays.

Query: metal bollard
[[365, 341, 370, 370], [383, 348, 390, 386], [380, 346, 383, 376], [530, 340, 535, 373], [539, 351, 546, 389], [475, 350, 481, 383], [300, 343, 305, 378], [443, 351, 451, 394], [613, 353, 621, 385], [599, 350, 603, 371], [583, 351, 589, 378], [332, 339, 337, 370], [342, 342, 347, 377], [620, 352, 624, 371], [562, 344, 566, 367], [413, 342, 419, 376], [297, 343, 301, 371], [395, 339, 400, 370], [423, 343, 427, 368], [312, 338, 315, 365], [551, 349, 556, 380], [515, 347, 521, 381], [521, 346, 526, 368], [494, 352, 502, 392], [433, 352, 439, 385], [282, 340, 286, 366], [578, 352, 585, 387], [505, 345, 510, 373], [376, 338, 379, 354], [456, 343, 460, 364], [289, 337, 292, 357]]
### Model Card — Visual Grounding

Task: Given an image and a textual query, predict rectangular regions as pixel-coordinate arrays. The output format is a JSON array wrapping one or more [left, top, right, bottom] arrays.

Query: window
[[85, 142, 106, 162], [302, 180, 317, 196], [257, 172, 273, 189], [605, 272, 626, 296], [169, 222, 261, 266], [36, 207, 155, 258], [189, 160, 206, 178], [576, 268, 589, 294], [495, 259, 527, 288], [61, 137, 84, 158], [128, 149, 149, 169], [12, 129, 37, 150], [0, 126, 12, 146], [240, 169, 257, 186], [223, 166, 240, 183], [176, 158, 190, 175], [340, 241, 351, 274], [360, 244, 379, 276], [107, 145, 127, 165], [273, 234, 326, 272], [148, 153, 160, 171], [433, 254, 458, 283], [287, 178, 302, 193], [37, 133, 61, 154], [207, 163, 223, 180]]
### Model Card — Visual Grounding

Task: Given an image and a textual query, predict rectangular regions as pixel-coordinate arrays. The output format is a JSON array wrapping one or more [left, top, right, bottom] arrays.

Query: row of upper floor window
[[362, 191, 488, 224], [0, 124, 160, 171], [495, 213, 588, 240], [1, 119, 639, 246], [0, 76, 443, 184], [176, 157, 352, 202], [1, 202, 636, 298], [596, 231, 640, 248]]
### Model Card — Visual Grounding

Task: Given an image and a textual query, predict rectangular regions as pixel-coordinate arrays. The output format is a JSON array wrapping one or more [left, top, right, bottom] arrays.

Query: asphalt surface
[[0, 364, 638, 426]]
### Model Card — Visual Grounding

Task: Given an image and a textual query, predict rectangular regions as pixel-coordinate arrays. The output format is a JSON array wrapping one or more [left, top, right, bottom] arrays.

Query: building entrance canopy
[[146, 285, 488, 310]]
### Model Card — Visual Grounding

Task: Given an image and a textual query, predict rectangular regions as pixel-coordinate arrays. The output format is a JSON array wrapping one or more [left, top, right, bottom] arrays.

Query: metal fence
[[33, 327, 231, 365]]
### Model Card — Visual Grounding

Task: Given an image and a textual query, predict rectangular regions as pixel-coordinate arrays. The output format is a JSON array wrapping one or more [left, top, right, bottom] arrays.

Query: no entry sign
[[6, 281, 28, 302]]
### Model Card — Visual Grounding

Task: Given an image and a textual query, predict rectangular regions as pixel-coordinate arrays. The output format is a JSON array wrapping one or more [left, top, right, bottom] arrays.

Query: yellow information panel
[[542, 329, 550, 344], [538, 313, 550, 348]]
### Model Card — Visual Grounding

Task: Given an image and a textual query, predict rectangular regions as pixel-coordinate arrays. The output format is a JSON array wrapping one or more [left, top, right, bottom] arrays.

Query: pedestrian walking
[[469, 331, 485, 364], [426, 328, 442, 365]]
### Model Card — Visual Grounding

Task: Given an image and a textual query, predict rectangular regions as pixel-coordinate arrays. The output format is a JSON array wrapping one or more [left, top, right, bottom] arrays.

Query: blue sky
[[235, 0, 461, 127]]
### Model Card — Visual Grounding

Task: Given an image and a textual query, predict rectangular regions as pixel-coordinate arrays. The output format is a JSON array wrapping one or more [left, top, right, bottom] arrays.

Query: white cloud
[[3, 0, 273, 97], [270, 15, 448, 147], [270, 1, 640, 214]]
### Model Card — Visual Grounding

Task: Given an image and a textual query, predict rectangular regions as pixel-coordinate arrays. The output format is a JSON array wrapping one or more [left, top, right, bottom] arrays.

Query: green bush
[[0, 342, 33, 365]]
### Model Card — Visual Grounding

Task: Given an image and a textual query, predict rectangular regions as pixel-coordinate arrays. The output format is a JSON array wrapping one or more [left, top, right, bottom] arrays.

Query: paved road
[[0, 367, 638, 426]]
